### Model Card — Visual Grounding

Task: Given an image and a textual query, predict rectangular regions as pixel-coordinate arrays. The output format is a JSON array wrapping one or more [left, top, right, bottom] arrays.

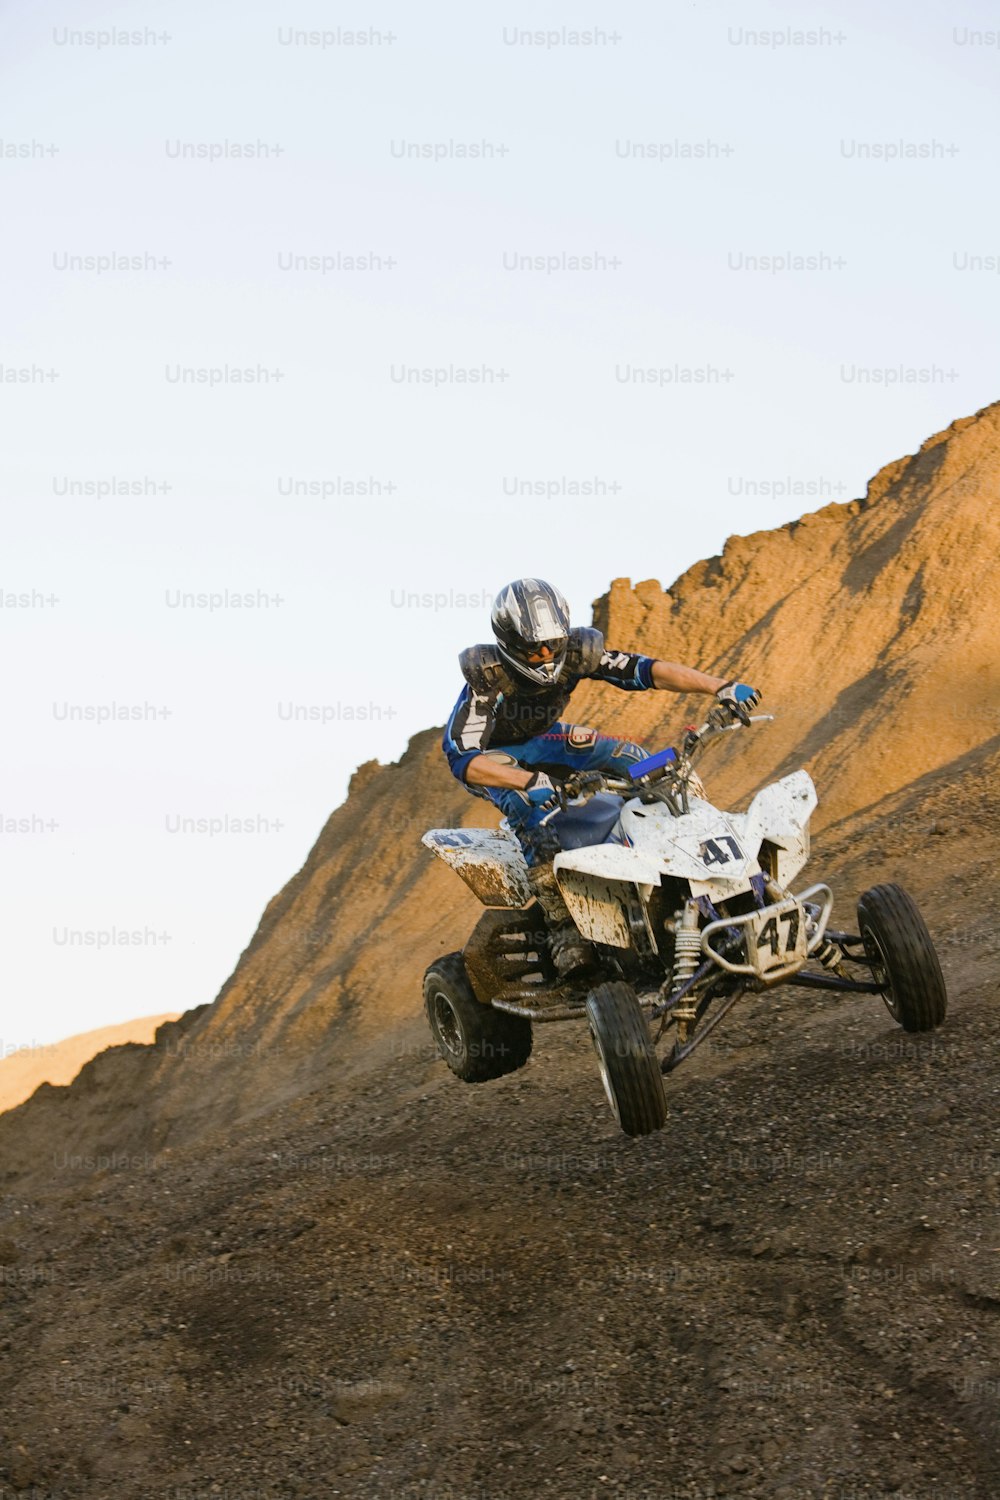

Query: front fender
[[553, 845, 661, 948], [728, 770, 816, 887]]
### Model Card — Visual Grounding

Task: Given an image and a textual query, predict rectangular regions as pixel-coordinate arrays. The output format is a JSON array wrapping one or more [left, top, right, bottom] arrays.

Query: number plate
[[746, 898, 808, 973]]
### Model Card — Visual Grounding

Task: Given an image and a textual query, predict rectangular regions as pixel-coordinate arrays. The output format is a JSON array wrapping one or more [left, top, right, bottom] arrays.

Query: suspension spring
[[812, 937, 844, 972], [670, 908, 703, 1024]]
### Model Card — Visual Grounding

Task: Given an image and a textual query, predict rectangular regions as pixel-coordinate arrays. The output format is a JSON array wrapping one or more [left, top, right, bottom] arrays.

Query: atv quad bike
[[422, 712, 947, 1137]]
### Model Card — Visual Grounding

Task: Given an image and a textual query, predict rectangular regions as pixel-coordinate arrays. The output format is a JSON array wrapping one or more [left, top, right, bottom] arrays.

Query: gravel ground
[[0, 781, 997, 1500]]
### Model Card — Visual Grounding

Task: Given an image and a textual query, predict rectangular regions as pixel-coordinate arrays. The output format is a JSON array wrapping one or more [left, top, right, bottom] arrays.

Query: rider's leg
[[473, 727, 646, 977], [546, 723, 706, 797], [482, 723, 646, 782], [538, 723, 647, 777], [473, 725, 646, 851], [524, 855, 595, 978], [473, 773, 594, 978]]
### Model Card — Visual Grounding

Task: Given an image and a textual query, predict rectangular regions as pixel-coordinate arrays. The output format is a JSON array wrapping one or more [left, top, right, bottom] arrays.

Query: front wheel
[[423, 953, 532, 1083], [857, 883, 947, 1033], [585, 981, 667, 1138]]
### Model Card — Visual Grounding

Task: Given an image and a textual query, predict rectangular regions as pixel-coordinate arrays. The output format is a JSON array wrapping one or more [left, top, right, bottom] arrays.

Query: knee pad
[[566, 724, 598, 751]]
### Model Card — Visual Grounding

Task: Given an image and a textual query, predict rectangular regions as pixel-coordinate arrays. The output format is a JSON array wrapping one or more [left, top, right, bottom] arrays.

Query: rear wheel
[[857, 883, 947, 1033], [585, 980, 667, 1138], [423, 952, 532, 1083]]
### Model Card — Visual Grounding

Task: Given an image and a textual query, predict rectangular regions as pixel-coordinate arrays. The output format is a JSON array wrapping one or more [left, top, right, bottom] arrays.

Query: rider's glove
[[715, 680, 761, 726], [522, 770, 559, 808]]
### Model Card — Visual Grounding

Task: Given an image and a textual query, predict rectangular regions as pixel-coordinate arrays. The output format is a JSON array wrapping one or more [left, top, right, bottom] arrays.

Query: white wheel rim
[[432, 991, 464, 1057], [862, 926, 900, 1021], [588, 1021, 622, 1124]]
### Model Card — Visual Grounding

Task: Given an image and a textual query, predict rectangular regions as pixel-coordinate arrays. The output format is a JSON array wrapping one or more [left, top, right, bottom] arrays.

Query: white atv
[[422, 712, 947, 1137]]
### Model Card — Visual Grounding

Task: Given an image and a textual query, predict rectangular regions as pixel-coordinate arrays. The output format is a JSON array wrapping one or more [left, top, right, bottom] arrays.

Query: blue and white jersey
[[443, 628, 655, 783]]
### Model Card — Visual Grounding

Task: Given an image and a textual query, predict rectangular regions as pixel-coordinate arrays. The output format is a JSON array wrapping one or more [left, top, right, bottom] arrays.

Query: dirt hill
[[0, 1015, 180, 1115], [0, 405, 997, 1499], [3, 402, 995, 1165]]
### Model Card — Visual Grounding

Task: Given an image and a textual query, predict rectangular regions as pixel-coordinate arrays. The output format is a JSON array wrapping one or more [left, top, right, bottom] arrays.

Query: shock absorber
[[670, 903, 702, 1041], [811, 936, 847, 975]]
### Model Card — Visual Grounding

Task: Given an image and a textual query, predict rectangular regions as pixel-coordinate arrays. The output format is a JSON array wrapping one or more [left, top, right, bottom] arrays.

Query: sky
[[2, 0, 998, 1048]]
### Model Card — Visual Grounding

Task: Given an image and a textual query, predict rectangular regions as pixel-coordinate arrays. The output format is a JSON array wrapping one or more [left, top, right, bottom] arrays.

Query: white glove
[[523, 771, 558, 808], [715, 680, 761, 725]]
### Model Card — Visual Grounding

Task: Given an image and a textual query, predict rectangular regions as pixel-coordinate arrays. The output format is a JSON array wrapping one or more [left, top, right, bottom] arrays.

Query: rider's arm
[[649, 660, 727, 694], [464, 755, 534, 791], [443, 686, 536, 790], [443, 683, 530, 787], [593, 648, 725, 694]]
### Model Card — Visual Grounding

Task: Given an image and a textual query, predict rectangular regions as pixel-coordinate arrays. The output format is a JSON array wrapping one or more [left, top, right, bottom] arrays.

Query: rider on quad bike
[[442, 577, 762, 978]]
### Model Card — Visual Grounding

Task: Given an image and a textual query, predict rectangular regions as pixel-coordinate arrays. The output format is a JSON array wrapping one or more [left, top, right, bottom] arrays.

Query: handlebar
[[682, 710, 774, 760], [539, 713, 774, 818]]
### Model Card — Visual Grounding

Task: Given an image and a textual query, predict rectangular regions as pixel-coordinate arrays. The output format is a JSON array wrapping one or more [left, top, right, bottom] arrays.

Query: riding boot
[[527, 860, 595, 979]]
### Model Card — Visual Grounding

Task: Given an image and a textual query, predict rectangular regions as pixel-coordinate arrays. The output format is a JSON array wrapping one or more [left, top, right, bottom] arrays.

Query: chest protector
[[459, 627, 604, 746]]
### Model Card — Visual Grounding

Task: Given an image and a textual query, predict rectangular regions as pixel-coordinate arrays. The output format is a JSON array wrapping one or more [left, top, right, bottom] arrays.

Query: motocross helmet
[[491, 578, 570, 686]]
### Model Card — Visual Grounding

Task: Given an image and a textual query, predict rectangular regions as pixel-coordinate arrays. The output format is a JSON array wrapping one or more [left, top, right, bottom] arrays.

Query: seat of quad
[[549, 793, 624, 851]]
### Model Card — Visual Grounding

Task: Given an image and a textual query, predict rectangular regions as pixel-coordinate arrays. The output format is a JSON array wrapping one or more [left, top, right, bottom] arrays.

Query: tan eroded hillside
[[1, 402, 996, 1166]]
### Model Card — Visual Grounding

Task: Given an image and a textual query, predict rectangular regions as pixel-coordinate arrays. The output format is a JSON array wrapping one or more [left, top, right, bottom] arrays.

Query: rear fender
[[422, 827, 530, 908]]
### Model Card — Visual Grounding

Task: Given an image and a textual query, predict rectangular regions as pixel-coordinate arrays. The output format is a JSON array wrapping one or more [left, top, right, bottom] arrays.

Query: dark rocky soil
[[1, 764, 997, 1500]]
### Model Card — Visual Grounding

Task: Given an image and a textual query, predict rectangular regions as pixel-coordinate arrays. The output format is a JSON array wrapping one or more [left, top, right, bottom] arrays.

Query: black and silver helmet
[[491, 578, 570, 686]]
